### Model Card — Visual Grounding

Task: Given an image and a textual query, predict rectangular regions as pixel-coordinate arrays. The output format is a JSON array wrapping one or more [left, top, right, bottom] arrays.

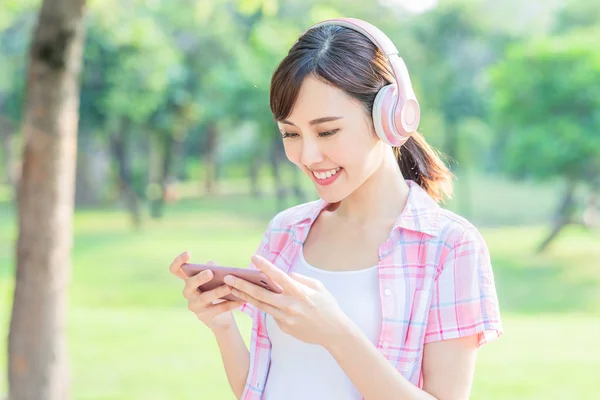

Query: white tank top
[[263, 249, 381, 400]]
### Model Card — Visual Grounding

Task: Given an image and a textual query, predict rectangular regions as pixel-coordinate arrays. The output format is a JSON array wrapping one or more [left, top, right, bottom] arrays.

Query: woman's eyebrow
[[281, 116, 344, 126]]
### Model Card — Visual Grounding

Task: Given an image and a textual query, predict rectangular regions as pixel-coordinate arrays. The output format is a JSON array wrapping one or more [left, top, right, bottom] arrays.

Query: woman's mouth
[[311, 167, 342, 186]]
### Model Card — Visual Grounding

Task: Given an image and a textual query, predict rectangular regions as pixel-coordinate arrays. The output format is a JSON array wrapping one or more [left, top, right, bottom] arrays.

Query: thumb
[[290, 272, 321, 289]]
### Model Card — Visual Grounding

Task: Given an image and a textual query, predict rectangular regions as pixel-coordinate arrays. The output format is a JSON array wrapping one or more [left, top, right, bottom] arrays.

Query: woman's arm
[[211, 218, 275, 398], [211, 322, 250, 399], [225, 255, 486, 399], [168, 252, 252, 398], [325, 317, 478, 400], [421, 335, 478, 399]]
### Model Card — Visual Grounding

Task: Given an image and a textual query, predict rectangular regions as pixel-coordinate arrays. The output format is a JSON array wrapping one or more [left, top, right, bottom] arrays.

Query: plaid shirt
[[238, 180, 502, 400]]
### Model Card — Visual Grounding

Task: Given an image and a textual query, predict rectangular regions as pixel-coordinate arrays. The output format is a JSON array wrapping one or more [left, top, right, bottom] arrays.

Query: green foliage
[[553, 0, 600, 33], [489, 28, 600, 181], [0, 4, 35, 127], [0, 0, 38, 31], [1, 0, 598, 201]]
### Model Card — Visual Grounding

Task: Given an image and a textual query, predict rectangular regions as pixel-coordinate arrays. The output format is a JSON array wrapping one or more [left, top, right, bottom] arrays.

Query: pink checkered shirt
[[238, 180, 502, 400]]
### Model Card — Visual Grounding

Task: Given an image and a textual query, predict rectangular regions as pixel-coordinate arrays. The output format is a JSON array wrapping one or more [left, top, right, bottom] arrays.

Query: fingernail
[[224, 275, 235, 285]]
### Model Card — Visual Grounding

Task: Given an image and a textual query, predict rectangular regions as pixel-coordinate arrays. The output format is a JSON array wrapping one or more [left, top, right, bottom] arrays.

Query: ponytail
[[393, 132, 455, 203]]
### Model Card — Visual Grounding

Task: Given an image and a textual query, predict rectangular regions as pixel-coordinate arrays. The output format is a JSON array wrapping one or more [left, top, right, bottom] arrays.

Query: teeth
[[313, 168, 340, 180]]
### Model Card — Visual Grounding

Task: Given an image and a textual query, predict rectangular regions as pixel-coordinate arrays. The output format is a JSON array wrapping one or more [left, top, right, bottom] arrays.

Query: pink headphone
[[305, 18, 421, 146]]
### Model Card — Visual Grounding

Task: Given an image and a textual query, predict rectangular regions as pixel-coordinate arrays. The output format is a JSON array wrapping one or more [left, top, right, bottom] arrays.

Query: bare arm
[[326, 317, 479, 400], [212, 321, 250, 399], [168, 252, 251, 399], [326, 317, 435, 400], [421, 335, 478, 399], [225, 256, 482, 400]]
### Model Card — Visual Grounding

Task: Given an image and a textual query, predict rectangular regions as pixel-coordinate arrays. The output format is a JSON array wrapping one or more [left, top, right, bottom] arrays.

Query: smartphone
[[180, 263, 283, 302]]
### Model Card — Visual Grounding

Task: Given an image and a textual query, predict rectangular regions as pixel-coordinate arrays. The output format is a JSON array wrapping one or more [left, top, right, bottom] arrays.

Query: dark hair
[[270, 24, 454, 203]]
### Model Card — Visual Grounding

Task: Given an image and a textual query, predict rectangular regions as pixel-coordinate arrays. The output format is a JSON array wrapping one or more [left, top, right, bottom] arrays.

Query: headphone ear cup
[[372, 84, 409, 147], [387, 55, 420, 136], [395, 98, 420, 135]]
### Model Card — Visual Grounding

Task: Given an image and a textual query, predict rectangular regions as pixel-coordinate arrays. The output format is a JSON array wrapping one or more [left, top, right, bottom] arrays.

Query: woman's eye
[[281, 129, 339, 139], [319, 129, 339, 137]]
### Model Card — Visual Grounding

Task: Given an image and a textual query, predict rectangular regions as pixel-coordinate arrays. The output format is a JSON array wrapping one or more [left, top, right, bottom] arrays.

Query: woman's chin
[[315, 186, 348, 204]]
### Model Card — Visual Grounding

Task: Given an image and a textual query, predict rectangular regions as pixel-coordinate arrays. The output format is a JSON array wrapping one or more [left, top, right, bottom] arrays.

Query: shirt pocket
[[399, 289, 430, 377], [409, 288, 432, 323]]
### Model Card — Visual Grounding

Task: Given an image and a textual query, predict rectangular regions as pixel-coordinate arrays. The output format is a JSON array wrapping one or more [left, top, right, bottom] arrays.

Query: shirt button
[[384, 288, 392, 296]]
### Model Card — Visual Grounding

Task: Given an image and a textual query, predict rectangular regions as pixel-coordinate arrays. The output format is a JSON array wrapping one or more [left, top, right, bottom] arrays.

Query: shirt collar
[[289, 180, 441, 237]]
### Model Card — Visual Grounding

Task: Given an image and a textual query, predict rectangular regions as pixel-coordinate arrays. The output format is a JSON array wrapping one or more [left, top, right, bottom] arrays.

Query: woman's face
[[277, 75, 386, 203]]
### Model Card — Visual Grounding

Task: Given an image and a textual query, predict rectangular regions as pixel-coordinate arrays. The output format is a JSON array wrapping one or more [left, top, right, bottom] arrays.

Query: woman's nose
[[300, 137, 325, 166]]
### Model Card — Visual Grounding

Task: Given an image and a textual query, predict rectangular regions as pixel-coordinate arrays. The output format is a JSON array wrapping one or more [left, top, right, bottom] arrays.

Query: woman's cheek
[[283, 142, 299, 165]]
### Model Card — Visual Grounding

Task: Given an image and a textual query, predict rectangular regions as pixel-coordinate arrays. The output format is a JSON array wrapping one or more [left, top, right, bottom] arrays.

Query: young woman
[[169, 18, 502, 400]]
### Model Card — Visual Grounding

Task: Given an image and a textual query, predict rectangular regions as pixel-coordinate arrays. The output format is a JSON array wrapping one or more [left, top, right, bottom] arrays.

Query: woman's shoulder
[[258, 199, 326, 255], [435, 206, 488, 249], [266, 198, 327, 231]]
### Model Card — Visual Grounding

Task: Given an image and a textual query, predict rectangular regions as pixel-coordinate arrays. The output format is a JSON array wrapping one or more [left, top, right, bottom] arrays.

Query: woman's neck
[[332, 147, 410, 226]]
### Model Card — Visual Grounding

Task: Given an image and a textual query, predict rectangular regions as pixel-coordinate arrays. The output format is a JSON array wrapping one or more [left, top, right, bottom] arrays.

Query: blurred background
[[1, 0, 599, 398]]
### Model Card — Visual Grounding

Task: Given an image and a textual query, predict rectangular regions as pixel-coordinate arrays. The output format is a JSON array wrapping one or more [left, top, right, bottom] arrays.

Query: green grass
[[0, 184, 599, 399]]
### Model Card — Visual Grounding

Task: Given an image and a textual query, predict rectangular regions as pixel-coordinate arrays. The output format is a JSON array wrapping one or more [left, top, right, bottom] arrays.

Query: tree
[[79, 8, 180, 226], [407, 2, 503, 217], [0, 1, 38, 192], [8, 0, 87, 398], [553, 0, 600, 34], [489, 28, 600, 252]]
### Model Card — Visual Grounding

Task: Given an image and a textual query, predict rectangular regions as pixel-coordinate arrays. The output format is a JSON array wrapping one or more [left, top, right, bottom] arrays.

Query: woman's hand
[[169, 251, 244, 331], [223, 255, 352, 347]]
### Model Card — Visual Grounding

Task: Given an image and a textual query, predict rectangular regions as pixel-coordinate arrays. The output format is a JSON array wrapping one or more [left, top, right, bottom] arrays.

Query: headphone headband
[[309, 18, 399, 57], [300, 17, 421, 145]]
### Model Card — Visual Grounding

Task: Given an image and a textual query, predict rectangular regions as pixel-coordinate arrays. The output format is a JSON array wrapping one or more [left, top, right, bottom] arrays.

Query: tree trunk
[[248, 156, 262, 198], [291, 165, 306, 203], [110, 121, 142, 229], [537, 178, 577, 253], [150, 132, 175, 219], [270, 133, 286, 209], [204, 123, 218, 195], [1, 123, 15, 187], [583, 178, 599, 229], [9, 1, 87, 399], [444, 123, 459, 170], [457, 168, 472, 221], [0, 114, 19, 197], [75, 134, 109, 207]]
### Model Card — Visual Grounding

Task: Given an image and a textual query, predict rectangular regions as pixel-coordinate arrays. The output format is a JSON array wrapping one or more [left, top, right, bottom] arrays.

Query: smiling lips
[[311, 167, 342, 186]]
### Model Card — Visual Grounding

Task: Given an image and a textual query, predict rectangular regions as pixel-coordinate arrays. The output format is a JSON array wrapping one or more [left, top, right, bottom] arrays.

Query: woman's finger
[[188, 297, 243, 318], [251, 255, 303, 297], [290, 272, 323, 290], [198, 284, 233, 304], [182, 270, 214, 298], [231, 288, 286, 319], [225, 276, 282, 307], [169, 251, 191, 280], [206, 300, 245, 316]]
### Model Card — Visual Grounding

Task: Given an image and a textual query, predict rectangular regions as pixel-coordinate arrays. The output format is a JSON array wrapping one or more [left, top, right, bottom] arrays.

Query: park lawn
[[0, 194, 599, 399]]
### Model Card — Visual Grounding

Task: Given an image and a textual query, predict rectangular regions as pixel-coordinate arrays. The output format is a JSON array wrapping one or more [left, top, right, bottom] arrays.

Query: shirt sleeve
[[424, 227, 503, 347], [237, 220, 273, 319]]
